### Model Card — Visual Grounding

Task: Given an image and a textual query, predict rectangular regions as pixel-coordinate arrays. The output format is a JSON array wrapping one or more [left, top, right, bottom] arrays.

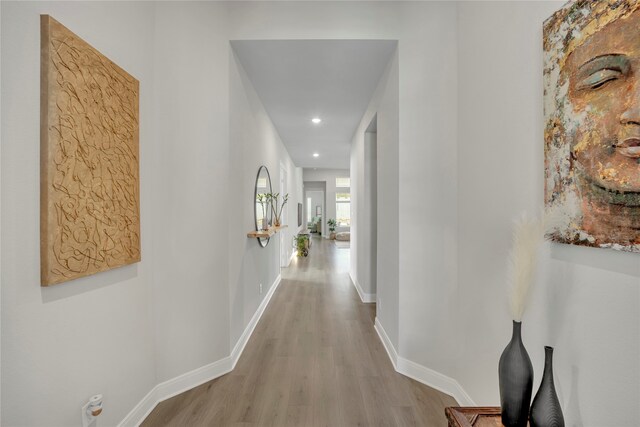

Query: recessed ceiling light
[[311, 117, 322, 124], [313, 153, 319, 157]]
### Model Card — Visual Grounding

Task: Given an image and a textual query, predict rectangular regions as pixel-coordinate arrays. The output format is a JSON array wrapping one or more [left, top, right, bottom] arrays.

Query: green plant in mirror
[[327, 218, 336, 232], [256, 193, 270, 230]]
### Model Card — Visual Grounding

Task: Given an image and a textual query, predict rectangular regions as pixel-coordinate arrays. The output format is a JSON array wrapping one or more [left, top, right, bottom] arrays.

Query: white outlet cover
[[81, 402, 96, 427]]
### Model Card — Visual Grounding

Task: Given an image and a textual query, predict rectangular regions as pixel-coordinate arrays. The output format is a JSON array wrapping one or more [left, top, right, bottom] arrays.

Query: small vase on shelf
[[499, 320, 534, 427], [530, 346, 564, 427]]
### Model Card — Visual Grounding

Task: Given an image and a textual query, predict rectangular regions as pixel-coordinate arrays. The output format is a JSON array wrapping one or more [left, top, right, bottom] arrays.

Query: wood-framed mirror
[[254, 165, 273, 248]]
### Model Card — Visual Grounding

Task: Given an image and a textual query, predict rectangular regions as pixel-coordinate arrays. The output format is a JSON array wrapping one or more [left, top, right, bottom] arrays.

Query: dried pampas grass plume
[[508, 212, 545, 322]]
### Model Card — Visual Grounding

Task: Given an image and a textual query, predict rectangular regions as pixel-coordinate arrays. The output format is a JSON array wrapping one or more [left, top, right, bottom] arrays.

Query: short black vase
[[530, 346, 564, 427], [499, 320, 534, 427]]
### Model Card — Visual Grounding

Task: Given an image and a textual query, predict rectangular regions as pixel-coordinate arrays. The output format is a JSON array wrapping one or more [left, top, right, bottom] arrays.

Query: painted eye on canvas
[[574, 54, 630, 92], [576, 69, 622, 91]]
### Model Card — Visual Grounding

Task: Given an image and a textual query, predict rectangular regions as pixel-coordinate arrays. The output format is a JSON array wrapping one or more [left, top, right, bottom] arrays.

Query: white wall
[[1, 3, 157, 425], [374, 52, 400, 349], [351, 50, 399, 311], [152, 1, 231, 384], [457, 2, 640, 425], [363, 130, 377, 297], [303, 169, 350, 237], [348, 3, 459, 370], [396, 3, 460, 379], [228, 45, 303, 349]]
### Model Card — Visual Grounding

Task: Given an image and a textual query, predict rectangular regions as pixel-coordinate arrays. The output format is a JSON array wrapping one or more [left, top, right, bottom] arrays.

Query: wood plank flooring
[[142, 237, 456, 426]]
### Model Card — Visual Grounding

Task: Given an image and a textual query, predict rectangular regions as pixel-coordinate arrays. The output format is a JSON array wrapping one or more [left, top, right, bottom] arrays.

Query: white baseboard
[[157, 356, 233, 404], [230, 274, 281, 368], [118, 387, 159, 427], [374, 317, 398, 367], [119, 356, 234, 427], [118, 274, 283, 427], [348, 271, 376, 303], [397, 357, 476, 407], [373, 318, 476, 408]]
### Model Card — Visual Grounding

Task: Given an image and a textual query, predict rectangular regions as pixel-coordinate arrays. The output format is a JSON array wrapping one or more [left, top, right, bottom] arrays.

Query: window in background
[[307, 197, 312, 222], [336, 177, 350, 188], [336, 192, 351, 227]]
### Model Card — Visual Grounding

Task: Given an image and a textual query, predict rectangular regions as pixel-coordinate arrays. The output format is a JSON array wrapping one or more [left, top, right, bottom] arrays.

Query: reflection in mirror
[[254, 166, 273, 248]]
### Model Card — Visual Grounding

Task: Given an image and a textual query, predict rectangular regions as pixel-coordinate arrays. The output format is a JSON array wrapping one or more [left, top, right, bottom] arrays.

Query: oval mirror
[[254, 165, 273, 248]]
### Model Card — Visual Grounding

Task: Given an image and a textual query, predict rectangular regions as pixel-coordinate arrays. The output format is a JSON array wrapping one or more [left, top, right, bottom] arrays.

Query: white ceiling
[[231, 40, 397, 169]]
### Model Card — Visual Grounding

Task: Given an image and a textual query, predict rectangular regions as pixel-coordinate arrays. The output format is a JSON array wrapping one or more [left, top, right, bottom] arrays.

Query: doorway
[[305, 186, 325, 238]]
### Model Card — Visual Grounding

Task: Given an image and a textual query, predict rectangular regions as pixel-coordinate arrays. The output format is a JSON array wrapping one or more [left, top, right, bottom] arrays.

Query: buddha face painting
[[544, 0, 640, 252]]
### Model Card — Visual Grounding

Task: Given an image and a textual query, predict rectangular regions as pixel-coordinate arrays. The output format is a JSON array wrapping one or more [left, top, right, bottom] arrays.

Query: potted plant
[[268, 192, 289, 227], [327, 218, 337, 240], [294, 234, 309, 257]]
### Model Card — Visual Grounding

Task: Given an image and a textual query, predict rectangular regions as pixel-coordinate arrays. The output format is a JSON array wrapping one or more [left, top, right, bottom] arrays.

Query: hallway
[[142, 237, 456, 426]]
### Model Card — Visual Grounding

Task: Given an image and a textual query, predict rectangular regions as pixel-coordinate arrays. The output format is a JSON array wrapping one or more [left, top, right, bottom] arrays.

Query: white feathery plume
[[508, 212, 545, 322]]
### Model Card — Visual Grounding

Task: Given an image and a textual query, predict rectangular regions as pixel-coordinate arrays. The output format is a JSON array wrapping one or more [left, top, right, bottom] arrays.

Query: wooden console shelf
[[445, 407, 515, 427], [247, 225, 288, 238]]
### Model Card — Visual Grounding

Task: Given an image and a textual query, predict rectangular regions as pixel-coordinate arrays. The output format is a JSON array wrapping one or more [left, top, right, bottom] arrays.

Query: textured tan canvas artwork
[[544, 1, 640, 253], [41, 15, 141, 286]]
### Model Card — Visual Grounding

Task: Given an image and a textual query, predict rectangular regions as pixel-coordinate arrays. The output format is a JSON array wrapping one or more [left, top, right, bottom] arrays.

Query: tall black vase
[[530, 346, 565, 427], [499, 320, 534, 427]]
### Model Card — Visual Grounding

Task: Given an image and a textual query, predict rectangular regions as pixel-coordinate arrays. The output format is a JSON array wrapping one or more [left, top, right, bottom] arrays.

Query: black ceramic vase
[[530, 346, 564, 427], [499, 320, 534, 427]]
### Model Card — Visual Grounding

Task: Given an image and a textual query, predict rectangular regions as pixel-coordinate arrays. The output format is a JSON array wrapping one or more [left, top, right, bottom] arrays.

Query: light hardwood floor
[[142, 237, 456, 426]]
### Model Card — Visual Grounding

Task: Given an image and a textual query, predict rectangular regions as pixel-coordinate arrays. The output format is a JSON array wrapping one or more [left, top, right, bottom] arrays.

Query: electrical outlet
[[81, 401, 95, 427], [81, 395, 103, 427], [259, 283, 263, 294]]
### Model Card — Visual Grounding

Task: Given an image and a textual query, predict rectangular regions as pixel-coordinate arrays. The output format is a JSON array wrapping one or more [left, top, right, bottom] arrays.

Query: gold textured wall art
[[41, 15, 141, 286]]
